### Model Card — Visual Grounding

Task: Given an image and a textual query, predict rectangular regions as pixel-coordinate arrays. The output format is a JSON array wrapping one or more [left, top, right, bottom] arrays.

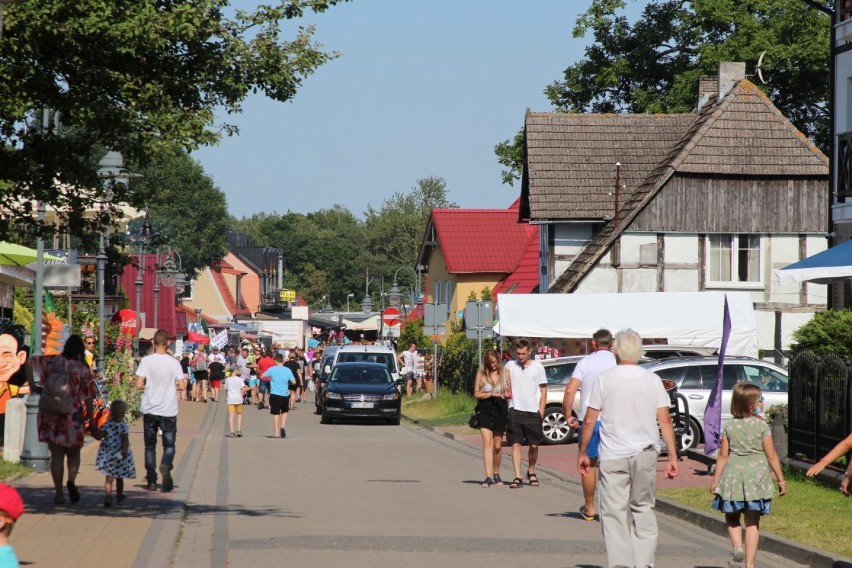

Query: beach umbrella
[[0, 242, 61, 266], [775, 240, 852, 284]]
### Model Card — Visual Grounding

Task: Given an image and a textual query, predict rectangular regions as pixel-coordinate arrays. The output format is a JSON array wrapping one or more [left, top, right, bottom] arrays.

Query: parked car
[[540, 356, 584, 445], [641, 356, 788, 449], [313, 345, 339, 416], [640, 345, 718, 360], [320, 362, 404, 425]]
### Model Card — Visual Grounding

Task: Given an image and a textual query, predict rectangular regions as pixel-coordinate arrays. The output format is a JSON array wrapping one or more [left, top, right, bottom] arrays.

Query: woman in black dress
[[473, 350, 509, 487]]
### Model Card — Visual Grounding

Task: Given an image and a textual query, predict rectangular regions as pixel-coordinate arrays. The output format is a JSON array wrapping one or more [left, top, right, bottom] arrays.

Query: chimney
[[697, 75, 716, 110], [717, 62, 745, 101]]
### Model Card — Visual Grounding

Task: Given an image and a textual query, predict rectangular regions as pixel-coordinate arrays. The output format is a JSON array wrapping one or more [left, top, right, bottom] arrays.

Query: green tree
[[399, 318, 429, 349], [132, 148, 230, 279], [0, 0, 347, 241], [495, 0, 831, 185], [791, 310, 852, 358]]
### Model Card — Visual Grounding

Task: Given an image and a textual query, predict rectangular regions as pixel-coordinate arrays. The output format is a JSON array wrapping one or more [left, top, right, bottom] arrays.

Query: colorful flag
[[187, 331, 210, 345], [703, 295, 731, 455]]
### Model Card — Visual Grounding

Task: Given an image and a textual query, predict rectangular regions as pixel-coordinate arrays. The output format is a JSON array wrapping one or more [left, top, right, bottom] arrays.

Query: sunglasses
[[758, 396, 764, 403]]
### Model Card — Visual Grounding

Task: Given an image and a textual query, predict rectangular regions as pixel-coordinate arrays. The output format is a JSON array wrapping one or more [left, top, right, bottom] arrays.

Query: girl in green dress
[[710, 382, 786, 568]]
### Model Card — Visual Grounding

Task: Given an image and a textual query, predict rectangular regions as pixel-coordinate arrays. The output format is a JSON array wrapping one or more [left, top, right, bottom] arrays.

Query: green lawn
[[0, 459, 33, 483], [402, 391, 476, 427], [658, 467, 852, 558]]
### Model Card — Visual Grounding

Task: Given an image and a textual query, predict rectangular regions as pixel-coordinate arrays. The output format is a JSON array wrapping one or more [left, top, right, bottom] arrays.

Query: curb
[[403, 413, 852, 568]]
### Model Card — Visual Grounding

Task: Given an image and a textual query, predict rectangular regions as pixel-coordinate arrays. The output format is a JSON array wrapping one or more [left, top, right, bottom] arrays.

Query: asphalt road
[[172, 399, 807, 568]]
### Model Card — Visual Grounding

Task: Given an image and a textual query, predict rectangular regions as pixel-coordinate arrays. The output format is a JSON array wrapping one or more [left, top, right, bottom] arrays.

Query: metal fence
[[788, 351, 852, 460]]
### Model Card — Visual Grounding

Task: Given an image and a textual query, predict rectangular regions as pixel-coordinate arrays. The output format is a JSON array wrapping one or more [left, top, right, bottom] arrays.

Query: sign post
[[465, 301, 494, 369]]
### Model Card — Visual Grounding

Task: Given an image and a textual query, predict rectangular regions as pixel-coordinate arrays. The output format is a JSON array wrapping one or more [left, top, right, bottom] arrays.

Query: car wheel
[[541, 406, 575, 445], [320, 412, 332, 424], [314, 401, 322, 415], [678, 416, 702, 450]]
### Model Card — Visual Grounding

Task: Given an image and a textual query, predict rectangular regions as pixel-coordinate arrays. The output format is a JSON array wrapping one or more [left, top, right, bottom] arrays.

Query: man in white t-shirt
[[578, 329, 679, 568], [136, 329, 186, 493], [504, 338, 547, 489], [399, 343, 417, 396], [564, 328, 616, 521]]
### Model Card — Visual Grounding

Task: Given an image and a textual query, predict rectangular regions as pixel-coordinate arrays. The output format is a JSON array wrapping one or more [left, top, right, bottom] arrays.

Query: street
[[171, 400, 806, 568]]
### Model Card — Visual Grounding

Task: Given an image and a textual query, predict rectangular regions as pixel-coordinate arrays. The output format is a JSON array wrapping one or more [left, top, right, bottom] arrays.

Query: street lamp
[[134, 214, 155, 347], [346, 293, 354, 312], [153, 248, 184, 329], [361, 277, 379, 314]]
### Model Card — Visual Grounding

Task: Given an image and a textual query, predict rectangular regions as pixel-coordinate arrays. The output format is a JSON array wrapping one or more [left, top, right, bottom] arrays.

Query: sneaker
[[280, 428, 286, 438], [159, 464, 174, 492], [145, 481, 158, 492], [236, 431, 242, 438], [228, 432, 235, 438]]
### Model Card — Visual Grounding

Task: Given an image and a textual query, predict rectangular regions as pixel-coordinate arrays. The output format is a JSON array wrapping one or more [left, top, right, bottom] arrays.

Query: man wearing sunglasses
[[84, 337, 97, 374]]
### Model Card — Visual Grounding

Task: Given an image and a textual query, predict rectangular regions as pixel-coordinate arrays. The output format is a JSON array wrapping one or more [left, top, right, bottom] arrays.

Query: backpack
[[195, 356, 208, 372], [36, 356, 74, 415]]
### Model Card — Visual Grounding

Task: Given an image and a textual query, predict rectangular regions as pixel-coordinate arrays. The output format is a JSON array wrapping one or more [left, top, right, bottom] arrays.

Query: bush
[[441, 332, 481, 393], [791, 310, 852, 358]]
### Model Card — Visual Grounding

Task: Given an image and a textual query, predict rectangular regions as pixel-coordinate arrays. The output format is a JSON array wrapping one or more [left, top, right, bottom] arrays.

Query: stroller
[[84, 377, 111, 434]]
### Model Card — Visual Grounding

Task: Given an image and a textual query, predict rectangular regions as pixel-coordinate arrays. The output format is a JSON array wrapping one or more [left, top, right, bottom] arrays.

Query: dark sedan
[[320, 362, 403, 425]]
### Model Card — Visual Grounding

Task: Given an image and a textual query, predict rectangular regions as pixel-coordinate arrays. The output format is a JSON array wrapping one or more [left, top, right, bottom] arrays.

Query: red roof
[[432, 209, 537, 273], [493, 227, 540, 296]]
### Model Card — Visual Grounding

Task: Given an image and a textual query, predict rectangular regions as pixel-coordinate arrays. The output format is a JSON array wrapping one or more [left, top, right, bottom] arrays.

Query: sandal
[[104, 497, 112, 508], [67, 481, 81, 504], [579, 505, 596, 521], [527, 471, 540, 487], [116, 494, 125, 505], [53, 495, 65, 505], [481, 477, 494, 488], [493, 473, 504, 485], [509, 477, 523, 489]]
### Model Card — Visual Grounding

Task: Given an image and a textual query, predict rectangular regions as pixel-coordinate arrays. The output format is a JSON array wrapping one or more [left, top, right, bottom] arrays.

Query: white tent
[[495, 292, 758, 357]]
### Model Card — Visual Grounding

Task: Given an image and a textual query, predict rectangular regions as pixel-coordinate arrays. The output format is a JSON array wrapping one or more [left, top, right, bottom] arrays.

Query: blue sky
[[193, 1, 632, 219]]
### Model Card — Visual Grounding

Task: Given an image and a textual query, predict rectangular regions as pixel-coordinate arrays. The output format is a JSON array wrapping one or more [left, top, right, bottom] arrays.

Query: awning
[[774, 240, 852, 284]]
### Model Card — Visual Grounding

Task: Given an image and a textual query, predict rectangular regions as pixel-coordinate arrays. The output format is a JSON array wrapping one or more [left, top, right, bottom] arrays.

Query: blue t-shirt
[[0, 544, 19, 568], [262, 365, 295, 397]]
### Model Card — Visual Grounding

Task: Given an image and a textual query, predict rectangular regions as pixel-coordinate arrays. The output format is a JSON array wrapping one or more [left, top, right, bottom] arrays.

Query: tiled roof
[[493, 227, 540, 296], [212, 268, 252, 317], [522, 112, 696, 220], [432, 209, 537, 273], [548, 79, 829, 293]]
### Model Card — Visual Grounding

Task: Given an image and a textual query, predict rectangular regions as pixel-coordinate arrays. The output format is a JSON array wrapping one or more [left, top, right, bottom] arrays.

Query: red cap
[[0, 484, 24, 521]]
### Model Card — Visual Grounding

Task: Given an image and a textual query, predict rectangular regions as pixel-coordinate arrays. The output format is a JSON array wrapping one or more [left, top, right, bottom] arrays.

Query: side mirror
[[395, 379, 406, 387], [324, 365, 332, 375]]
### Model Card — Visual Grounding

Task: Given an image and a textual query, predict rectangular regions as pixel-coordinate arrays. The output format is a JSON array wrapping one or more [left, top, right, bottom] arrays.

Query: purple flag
[[703, 295, 731, 455]]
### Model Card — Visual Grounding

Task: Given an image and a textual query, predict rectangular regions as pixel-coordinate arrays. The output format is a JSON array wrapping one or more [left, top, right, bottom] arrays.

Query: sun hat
[[0, 484, 24, 521]]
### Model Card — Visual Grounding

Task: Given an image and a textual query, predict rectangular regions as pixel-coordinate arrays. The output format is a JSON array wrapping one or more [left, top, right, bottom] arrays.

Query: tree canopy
[[0, 0, 347, 241], [496, 0, 831, 186]]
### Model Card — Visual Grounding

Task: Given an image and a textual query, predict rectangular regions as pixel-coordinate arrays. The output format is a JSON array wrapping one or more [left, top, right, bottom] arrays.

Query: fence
[[788, 351, 852, 461]]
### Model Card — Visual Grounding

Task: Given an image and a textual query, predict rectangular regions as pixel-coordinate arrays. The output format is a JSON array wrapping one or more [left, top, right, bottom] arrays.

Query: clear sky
[[192, 1, 620, 219]]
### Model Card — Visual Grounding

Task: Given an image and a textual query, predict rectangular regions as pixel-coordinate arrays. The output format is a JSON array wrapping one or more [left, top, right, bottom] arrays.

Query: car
[[640, 345, 719, 360], [540, 356, 584, 445], [330, 344, 401, 383], [641, 356, 788, 449], [313, 345, 340, 415], [320, 362, 404, 425]]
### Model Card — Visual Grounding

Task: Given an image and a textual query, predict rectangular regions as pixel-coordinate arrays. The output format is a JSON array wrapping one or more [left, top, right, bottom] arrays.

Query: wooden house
[[518, 63, 829, 353]]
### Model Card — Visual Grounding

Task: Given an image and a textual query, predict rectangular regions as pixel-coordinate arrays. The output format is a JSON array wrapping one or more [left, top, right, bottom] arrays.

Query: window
[[707, 235, 760, 284]]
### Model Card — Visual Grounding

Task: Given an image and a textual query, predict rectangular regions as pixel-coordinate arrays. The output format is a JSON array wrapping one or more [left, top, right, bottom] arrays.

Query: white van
[[329, 344, 401, 383]]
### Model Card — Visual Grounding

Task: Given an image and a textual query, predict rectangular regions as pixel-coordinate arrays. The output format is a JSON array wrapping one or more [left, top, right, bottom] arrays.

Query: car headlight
[[382, 392, 400, 400], [325, 392, 342, 399]]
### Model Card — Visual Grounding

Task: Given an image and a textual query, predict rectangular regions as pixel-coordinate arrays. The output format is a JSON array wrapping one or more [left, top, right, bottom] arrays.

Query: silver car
[[540, 356, 584, 445], [641, 356, 788, 449]]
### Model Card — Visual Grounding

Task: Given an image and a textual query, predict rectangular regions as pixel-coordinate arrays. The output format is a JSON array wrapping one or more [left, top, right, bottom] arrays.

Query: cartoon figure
[[0, 320, 29, 440]]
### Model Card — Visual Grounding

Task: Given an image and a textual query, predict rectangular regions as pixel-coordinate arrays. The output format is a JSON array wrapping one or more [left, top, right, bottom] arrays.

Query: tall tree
[[131, 148, 230, 279], [495, 0, 831, 185], [0, 0, 347, 241]]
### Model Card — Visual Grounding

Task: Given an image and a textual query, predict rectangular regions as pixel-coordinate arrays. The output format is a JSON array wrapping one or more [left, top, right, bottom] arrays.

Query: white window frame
[[705, 234, 763, 288]]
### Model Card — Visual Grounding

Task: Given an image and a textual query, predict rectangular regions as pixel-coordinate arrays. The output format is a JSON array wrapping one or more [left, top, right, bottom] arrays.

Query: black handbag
[[468, 410, 480, 429]]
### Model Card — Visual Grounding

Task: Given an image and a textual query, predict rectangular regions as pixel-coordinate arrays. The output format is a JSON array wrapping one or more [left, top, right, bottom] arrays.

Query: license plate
[[351, 402, 374, 409]]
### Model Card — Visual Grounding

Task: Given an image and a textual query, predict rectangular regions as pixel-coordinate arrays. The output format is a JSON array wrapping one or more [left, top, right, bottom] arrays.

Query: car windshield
[[331, 366, 392, 384], [338, 352, 396, 373], [545, 361, 577, 386]]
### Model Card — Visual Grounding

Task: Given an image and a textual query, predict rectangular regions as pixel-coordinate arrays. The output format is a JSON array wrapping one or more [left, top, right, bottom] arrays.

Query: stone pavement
[[4, 395, 851, 567]]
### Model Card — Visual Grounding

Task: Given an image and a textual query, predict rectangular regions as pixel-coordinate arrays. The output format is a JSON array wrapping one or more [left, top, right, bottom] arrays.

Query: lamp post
[[346, 293, 354, 312], [391, 265, 423, 312], [361, 277, 379, 314], [134, 214, 155, 348]]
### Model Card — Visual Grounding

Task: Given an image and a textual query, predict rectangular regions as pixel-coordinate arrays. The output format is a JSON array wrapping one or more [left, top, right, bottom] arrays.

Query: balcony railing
[[839, 133, 852, 200]]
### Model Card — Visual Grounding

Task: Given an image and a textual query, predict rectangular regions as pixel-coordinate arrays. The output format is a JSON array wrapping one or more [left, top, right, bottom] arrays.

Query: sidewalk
[[10, 398, 213, 568]]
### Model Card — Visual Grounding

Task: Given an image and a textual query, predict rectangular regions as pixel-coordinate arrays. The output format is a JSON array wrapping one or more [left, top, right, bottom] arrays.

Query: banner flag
[[211, 329, 228, 350], [703, 295, 731, 455]]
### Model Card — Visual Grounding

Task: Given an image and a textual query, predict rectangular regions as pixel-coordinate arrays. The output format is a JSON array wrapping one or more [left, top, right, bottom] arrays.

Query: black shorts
[[269, 394, 290, 415], [506, 409, 544, 446]]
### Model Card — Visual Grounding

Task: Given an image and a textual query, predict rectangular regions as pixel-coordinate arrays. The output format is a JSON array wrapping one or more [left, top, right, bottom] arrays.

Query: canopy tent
[[774, 240, 852, 285], [495, 291, 758, 357]]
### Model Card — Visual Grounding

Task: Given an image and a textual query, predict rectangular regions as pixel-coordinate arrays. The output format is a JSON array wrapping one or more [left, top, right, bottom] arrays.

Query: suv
[[641, 345, 718, 361], [641, 356, 788, 449], [330, 344, 400, 383]]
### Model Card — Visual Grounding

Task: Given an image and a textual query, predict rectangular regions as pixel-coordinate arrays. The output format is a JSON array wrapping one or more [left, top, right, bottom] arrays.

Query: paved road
[[173, 400, 806, 568]]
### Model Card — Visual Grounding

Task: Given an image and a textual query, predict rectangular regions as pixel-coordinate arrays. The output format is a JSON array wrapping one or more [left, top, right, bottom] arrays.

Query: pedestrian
[[30, 334, 95, 505], [208, 350, 226, 403], [256, 348, 275, 410], [225, 369, 249, 438], [0, 484, 24, 566], [711, 383, 786, 568], [191, 346, 209, 403], [294, 348, 311, 403], [578, 329, 679, 568], [93, 400, 135, 507], [180, 350, 192, 401], [262, 353, 296, 438], [135, 329, 186, 492], [806, 432, 852, 494], [83, 335, 97, 374], [504, 338, 547, 489], [473, 350, 509, 487], [284, 353, 301, 410], [399, 343, 417, 396], [564, 328, 616, 521]]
